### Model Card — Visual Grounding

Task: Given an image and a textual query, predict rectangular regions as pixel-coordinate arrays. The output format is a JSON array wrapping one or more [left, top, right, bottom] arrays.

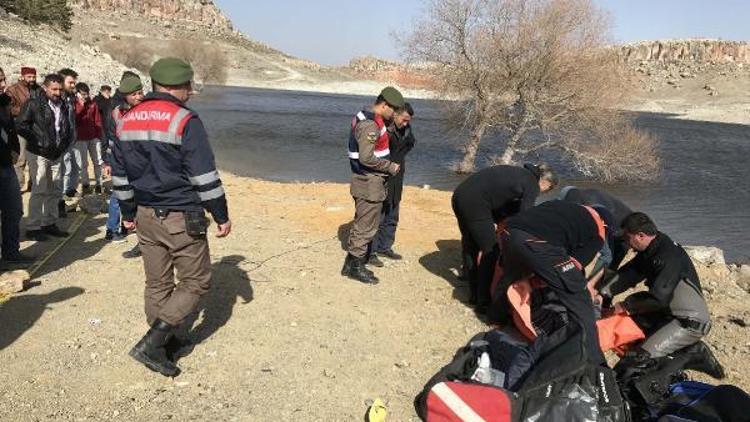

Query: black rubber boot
[[165, 335, 196, 362], [680, 341, 726, 379], [129, 319, 180, 377], [614, 348, 657, 382], [345, 255, 379, 285]]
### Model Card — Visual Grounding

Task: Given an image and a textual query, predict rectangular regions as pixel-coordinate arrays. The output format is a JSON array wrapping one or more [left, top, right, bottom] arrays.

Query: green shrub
[[0, 0, 73, 32]]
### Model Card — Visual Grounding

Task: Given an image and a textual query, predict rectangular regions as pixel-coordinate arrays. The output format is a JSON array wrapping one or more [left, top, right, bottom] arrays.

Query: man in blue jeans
[[102, 73, 144, 258], [0, 67, 32, 263], [370, 102, 415, 266]]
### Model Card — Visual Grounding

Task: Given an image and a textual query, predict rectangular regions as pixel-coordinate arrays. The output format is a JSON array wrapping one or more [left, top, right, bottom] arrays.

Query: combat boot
[[129, 319, 180, 377], [341, 254, 354, 276], [165, 335, 196, 362], [367, 253, 384, 268], [344, 255, 379, 285], [680, 341, 726, 379]]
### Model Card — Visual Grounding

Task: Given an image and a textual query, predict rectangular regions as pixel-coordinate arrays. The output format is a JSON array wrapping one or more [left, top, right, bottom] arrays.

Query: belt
[[677, 318, 710, 332]]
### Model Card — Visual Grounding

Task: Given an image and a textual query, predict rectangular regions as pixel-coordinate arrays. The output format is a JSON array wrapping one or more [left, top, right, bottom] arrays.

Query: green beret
[[149, 57, 194, 86], [118, 74, 143, 94], [380, 86, 405, 108]]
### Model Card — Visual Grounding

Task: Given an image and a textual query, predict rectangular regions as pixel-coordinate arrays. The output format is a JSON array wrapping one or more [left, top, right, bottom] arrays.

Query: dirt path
[[0, 174, 748, 421]]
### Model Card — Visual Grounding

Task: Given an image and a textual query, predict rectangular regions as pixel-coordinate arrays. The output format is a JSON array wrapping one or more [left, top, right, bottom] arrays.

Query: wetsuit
[[560, 186, 632, 269], [451, 165, 541, 306], [600, 232, 710, 358], [493, 200, 607, 364]]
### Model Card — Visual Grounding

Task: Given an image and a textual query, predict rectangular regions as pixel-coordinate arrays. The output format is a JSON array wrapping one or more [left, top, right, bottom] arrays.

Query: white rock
[[684, 246, 725, 266]]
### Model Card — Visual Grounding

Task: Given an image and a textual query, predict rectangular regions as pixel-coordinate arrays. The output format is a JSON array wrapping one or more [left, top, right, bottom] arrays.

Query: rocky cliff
[[69, 0, 232, 31], [620, 39, 749, 64]]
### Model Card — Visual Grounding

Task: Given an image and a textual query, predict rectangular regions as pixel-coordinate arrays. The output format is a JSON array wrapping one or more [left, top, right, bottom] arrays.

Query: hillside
[[0, 7, 131, 87], [66, 0, 435, 97], [3, 2, 750, 120]]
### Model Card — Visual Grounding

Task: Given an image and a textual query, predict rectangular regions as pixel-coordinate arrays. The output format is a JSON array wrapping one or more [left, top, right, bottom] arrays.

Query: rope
[[0, 212, 89, 304]]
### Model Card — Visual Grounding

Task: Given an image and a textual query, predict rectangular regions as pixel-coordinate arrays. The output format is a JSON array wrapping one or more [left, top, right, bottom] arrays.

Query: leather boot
[[165, 335, 196, 362], [341, 253, 354, 276], [367, 253, 384, 268], [129, 319, 180, 377], [680, 341, 726, 379], [344, 255, 379, 285]]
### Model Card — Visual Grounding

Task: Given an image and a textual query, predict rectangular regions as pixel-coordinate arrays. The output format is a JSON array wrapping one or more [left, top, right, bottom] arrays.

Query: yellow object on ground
[[367, 398, 387, 422]]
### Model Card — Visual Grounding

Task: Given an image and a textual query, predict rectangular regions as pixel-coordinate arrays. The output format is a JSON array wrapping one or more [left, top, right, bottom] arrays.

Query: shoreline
[[215, 80, 750, 125]]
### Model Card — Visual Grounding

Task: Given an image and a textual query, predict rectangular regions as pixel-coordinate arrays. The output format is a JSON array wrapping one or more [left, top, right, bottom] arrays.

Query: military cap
[[149, 57, 194, 86], [380, 86, 405, 108], [118, 74, 143, 94]]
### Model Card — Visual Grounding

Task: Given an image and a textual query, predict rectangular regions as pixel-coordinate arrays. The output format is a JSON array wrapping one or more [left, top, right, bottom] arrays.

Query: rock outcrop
[[69, 0, 232, 31], [685, 246, 726, 267], [0, 13, 131, 87], [620, 40, 750, 64]]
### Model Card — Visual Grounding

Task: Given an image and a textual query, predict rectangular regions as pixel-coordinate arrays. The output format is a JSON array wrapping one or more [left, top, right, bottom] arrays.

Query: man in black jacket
[[370, 102, 415, 264], [0, 67, 30, 262], [93, 84, 112, 124], [16, 74, 73, 241], [598, 212, 712, 359]]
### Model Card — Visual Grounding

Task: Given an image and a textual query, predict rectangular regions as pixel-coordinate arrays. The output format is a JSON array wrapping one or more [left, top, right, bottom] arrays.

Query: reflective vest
[[348, 110, 390, 174], [108, 106, 125, 152], [117, 99, 193, 145]]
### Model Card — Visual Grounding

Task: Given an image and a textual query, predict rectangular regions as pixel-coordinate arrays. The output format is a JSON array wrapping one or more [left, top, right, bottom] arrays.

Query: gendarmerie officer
[[111, 58, 231, 377], [451, 164, 557, 310], [341, 87, 404, 285]]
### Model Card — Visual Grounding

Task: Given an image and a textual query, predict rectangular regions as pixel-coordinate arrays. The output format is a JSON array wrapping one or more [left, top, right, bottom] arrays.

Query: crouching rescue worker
[[490, 200, 612, 365], [597, 212, 723, 378], [451, 164, 557, 312], [341, 87, 404, 285], [111, 58, 232, 377], [560, 186, 633, 270]]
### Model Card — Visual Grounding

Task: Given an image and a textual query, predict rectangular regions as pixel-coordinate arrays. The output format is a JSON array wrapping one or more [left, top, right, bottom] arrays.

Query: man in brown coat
[[6, 66, 40, 191]]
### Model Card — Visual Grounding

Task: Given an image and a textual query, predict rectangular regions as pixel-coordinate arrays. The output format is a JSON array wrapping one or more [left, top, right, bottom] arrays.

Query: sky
[[214, 0, 750, 66]]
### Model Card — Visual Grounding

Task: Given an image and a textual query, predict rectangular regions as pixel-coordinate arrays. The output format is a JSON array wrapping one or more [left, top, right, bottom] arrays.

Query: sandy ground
[[624, 67, 750, 124], [1, 173, 749, 421]]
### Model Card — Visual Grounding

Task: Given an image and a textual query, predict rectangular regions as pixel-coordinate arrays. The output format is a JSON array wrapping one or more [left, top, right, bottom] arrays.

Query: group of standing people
[[1, 58, 230, 379], [0, 65, 114, 249]]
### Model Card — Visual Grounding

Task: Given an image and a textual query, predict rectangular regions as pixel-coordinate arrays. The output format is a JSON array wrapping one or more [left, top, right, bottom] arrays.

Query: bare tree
[[169, 39, 229, 85], [404, 0, 659, 181], [101, 39, 154, 72]]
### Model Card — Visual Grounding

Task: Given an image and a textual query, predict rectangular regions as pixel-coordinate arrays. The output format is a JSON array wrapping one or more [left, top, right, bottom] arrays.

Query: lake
[[191, 86, 750, 262]]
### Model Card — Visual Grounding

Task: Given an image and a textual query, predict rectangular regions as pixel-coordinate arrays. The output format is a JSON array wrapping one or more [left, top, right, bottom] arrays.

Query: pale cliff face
[[69, 0, 232, 31], [620, 40, 749, 64]]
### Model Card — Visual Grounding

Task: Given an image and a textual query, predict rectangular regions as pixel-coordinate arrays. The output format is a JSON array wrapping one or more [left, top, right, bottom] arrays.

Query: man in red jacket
[[73, 82, 103, 194]]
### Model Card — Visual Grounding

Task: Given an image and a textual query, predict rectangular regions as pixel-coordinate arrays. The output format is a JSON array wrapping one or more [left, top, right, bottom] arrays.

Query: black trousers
[[490, 228, 605, 364], [451, 196, 498, 305]]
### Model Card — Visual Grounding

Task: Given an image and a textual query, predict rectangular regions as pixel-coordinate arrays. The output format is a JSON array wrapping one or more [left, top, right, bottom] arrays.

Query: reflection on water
[[191, 86, 750, 261]]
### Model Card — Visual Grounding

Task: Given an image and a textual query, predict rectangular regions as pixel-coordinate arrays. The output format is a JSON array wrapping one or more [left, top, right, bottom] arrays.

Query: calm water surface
[[191, 86, 750, 261]]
